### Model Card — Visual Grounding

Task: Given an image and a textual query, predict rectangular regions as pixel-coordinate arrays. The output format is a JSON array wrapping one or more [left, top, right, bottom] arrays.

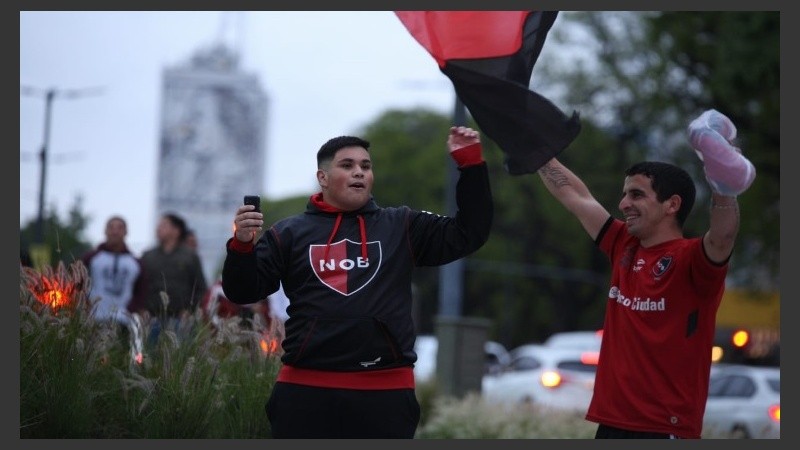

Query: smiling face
[[317, 145, 374, 211], [618, 173, 681, 246]]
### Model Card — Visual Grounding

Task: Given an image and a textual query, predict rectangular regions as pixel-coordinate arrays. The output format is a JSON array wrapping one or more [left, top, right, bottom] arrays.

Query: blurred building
[[156, 43, 268, 281]]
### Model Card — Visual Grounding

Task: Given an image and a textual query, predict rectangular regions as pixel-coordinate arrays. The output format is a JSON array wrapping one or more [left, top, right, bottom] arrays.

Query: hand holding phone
[[236, 195, 262, 244], [243, 195, 261, 213]]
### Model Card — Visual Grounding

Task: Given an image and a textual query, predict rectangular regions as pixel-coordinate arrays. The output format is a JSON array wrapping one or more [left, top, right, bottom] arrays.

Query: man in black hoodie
[[222, 126, 493, 438]]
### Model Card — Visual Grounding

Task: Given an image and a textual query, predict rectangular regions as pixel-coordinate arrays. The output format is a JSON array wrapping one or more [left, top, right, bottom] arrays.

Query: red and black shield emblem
[[309, 239, 382, 296], [652, 255, 673, 277]]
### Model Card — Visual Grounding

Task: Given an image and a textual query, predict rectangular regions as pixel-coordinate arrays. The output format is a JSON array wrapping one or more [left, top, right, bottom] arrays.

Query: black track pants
[[266, 382, 420, 438], [595, 424, 681, 439]]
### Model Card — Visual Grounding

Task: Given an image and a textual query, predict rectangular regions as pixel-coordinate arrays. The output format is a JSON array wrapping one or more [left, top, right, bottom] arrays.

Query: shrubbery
[[20, 261, 280, 438], [20, 261, 602, 439]]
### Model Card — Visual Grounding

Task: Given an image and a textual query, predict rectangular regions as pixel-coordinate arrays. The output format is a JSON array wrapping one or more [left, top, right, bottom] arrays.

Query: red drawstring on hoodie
[[323, 213, 343, 262], [357, 215, 367, 260], [315, 193, 369, 263]]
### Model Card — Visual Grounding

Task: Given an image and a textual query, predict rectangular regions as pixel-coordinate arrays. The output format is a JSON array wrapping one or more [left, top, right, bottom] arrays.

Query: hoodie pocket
[[288, 316, 403, 371]]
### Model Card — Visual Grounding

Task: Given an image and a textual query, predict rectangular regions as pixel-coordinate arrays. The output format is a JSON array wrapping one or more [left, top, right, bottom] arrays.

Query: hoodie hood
[[307, 192, 378, 262], [97, 242, 132, 255]]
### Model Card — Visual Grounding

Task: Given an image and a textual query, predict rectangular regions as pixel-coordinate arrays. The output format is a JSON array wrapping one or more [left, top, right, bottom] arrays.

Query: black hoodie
[[222, 160, 492, 385]]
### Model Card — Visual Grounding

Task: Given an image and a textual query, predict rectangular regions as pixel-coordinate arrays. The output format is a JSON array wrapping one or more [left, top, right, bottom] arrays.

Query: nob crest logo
[[652, 255, 673, 278], [309, 239, 382, 296]]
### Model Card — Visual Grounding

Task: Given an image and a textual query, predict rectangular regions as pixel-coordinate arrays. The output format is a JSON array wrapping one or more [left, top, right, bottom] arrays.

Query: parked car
[[413, 335, 439, 382], [481, 344, 598, 412], [413, 335, 510, 383], [544, 330, 603, 352], [703, 364, 780, 439], [484, 340, 512, 375]]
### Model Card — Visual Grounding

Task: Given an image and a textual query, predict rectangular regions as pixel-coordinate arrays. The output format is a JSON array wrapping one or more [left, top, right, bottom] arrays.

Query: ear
[[665, 194, 682, 216], [317, 169, 328, 188]]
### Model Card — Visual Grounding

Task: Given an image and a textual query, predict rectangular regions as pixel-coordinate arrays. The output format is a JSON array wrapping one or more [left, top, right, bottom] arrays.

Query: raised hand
[[688, 109, 756, 196], [447, 126, 480, 153]]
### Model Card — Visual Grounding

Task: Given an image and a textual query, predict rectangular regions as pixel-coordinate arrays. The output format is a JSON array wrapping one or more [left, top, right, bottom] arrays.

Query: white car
[[544, 330, 603, 351], [481, 344, 598, 412], [413, 335, 511, 383], [413, 335, 439, 382], [703, 364, 780, 439]]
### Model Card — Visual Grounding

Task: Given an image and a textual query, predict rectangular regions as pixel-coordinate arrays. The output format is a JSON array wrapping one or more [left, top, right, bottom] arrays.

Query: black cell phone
[[243, 195, 261, 213]]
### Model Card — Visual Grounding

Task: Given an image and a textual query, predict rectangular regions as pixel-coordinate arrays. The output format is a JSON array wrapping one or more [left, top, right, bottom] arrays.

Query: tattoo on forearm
[[539, 164, 571, 188]]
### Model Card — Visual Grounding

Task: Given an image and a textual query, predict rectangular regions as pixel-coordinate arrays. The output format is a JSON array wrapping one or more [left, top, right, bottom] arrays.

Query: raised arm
[[447, 126, 492, 252], [537, 158, 611, 241], [705, 193, 740, 263]]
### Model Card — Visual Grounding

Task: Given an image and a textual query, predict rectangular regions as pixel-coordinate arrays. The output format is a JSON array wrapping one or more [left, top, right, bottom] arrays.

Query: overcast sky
[[20, 11, 462, 254]]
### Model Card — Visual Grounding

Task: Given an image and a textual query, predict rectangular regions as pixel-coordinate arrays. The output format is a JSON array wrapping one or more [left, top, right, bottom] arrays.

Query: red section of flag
[[395, 11, 530, 67], [395, 11, 581, 175]]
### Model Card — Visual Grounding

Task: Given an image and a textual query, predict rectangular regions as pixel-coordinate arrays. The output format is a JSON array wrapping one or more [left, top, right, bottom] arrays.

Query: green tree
[[260, 10, 781, 349], [471, 121, 616, 345], [645, 11, 780, 289], [263, 196, 309, 226], [20, 195, 93, 268], [543, 11, 779, 289], [363, 108, 454, 211]]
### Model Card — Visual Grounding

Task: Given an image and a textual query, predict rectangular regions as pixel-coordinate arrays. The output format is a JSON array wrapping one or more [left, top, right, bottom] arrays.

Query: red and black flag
[[395, 11, 581, 175]]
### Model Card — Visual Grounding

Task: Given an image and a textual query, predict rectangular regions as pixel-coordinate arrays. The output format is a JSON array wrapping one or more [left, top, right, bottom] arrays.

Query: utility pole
[[438, 95, 467, 317], [20, 85, 103, 266], [435, 94, 490, 398], [35, 89, 55, 244]]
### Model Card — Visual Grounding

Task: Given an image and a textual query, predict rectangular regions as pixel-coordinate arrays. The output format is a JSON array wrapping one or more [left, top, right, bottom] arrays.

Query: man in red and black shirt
[[535, 109, 755, 439]]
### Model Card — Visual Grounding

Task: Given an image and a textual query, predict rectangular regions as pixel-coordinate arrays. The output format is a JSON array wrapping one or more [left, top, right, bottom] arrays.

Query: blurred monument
[[156, 38, 268, 281]]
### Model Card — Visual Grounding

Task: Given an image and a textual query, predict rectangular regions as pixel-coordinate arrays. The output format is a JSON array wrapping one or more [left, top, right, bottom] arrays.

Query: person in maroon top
[[535, 109, 755, 439], [222, 126, 493, 438]]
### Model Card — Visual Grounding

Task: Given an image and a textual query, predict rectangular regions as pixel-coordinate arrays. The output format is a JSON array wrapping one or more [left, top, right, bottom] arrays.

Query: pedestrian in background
[[80, 215, 147, 329], [141, 212, 207, 342]]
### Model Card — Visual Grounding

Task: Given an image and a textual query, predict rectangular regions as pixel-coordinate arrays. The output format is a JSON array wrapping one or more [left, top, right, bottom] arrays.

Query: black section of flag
[[399, 11, 581, 175]]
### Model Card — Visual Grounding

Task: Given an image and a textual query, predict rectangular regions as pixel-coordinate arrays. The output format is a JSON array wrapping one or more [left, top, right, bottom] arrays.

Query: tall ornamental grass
[[20, 261, 282, 438]]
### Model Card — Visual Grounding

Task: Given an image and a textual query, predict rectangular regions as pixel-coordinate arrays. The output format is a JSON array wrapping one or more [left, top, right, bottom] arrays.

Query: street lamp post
[[35, 89, 55, 244], [21, 85, 103, 244]]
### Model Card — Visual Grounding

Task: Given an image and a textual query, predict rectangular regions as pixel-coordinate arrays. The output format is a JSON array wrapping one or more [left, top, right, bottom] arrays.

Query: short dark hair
[[106, 215, 127, 229], [162, 212, 189, 242], [625, 161, 696, 227], [317, 136, 370, 168]]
